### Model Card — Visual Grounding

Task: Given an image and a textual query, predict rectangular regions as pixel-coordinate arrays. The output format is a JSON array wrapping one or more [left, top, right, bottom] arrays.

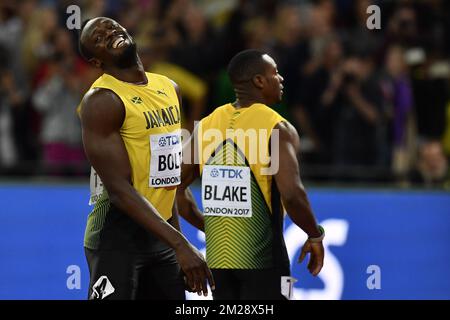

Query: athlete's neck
[[233, 87, 266, 109], [104, 58, 147, 85]]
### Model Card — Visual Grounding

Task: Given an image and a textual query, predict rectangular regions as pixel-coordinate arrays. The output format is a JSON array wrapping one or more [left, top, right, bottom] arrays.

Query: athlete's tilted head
[[227, 49, 284, 106], [79, 17, 138, 69]]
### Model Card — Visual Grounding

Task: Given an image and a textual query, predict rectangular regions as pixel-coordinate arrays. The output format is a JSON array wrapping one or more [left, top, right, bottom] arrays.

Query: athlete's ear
[[252, 74, 265, 89]]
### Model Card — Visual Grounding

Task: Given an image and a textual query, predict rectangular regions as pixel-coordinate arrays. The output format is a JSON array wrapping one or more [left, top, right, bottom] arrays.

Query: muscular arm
[[177, 177, 205, 231], [273, 121, 324, 276], [176, 124, 205, 231], [177, 187, 204, 231], [80, 87, 214, 293], [274, 121, 321, 238], [169, 80, 205, 231], [170, 201, 182, 232]]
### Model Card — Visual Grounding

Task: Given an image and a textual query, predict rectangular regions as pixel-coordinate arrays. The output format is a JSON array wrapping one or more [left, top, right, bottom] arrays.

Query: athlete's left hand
[[298, 240, 324, 276]]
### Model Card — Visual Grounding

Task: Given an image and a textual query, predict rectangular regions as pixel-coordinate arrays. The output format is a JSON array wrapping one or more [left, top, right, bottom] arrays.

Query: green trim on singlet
[[84, 190, 110, 249], [204, 139, 273, 269]]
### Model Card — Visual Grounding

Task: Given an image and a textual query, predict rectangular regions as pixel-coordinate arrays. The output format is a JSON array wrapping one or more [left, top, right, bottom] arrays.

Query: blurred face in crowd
[[391, 7, 417, 40], [323, 38, 343, 66], [309, 0, 335, 37], [39, 7, 58, 36], [275, 5, 302, 46], [243, 18, 271, 49], [80, 17, 137, 69], [54, 29, 74, 55], [260, 54, 284, 105], [183, 5, 207, 41], [418, 142, 448, 180], [386, 46, 407, 78]]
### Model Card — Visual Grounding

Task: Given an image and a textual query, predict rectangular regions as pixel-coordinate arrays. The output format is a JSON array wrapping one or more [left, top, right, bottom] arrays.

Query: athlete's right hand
[[175, 243, 215, 296]]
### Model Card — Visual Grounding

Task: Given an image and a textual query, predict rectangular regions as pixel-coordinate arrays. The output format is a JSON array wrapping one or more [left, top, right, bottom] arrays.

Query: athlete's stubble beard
[[114, 41, 138, 69]]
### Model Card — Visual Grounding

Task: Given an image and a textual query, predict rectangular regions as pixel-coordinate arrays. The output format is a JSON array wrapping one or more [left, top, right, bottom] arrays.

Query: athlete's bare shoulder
[[80, 88, 125, 130], [274, 121, 300, 151]]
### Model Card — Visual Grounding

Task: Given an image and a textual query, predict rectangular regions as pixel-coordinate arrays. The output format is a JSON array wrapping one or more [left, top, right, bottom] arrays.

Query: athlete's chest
[[120, 86, 181, 135]]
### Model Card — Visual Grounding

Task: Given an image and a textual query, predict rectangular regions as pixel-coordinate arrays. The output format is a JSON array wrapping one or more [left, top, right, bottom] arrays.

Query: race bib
[[149, 131, 182, 187], [202, 165, 252, 218], [89, 167, 104, 205]]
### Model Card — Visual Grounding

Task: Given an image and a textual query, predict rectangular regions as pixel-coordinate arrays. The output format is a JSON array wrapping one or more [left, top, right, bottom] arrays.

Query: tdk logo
[[158, 135, 180, 147], [210, 168, 219, 178], [211, 168, 243, 179]]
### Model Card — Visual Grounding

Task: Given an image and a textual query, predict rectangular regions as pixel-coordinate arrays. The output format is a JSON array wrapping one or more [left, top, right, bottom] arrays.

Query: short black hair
[[78, 19, 93, 61], [227, 49, 267, 84]]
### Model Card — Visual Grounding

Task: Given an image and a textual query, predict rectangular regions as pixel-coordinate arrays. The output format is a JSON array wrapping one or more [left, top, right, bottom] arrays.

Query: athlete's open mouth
[[108, 32, 128, 49], [112, 36, 126, 49]]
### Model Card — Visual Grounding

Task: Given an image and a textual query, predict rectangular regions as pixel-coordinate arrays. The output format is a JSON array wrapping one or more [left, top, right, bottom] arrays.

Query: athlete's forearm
[[283, 187, 321, 238], [170, 202, 182, 232], [176, 188, 205, 231]]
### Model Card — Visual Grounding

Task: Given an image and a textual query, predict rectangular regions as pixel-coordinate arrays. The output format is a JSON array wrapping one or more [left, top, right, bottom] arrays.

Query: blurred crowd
[[0, 0, 449, 188]]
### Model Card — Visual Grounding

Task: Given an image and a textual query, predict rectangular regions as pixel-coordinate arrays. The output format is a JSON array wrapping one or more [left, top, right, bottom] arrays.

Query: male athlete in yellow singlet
[[177, 49, 324, 300], [78, 17, 214, 300]]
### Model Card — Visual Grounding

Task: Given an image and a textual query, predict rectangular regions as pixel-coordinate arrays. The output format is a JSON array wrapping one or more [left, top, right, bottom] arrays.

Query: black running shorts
[[211, 267, 290, 300], [85, 247, 185, 300]]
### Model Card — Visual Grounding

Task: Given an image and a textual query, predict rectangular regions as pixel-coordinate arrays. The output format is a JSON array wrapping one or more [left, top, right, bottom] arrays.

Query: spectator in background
[[382, 3, 448, 143], [219, 0, 259, 65], [0, 1, 36, 173], [81, 0, 108, 21], [383, 4, 421, 52], [292, 35, 343, 166], [343, 0, 381, 60], [304, 0, 336, 76], [32, 36, 86, 176], [138, 28, 208, 133], [33, 28, 93, 91], [443, 101, 450, 157], [410, 140, 449, 188], [0, 0, 28, 86], [271, 4, 309, 122], [0, 58, 19, 171], [171, 3, 218, 77], [21, 5, 59, 78], [332, 53, 386, 170], [411, 56, 449, 142], [170, 2, 221, 119], [380, 45, 415, 179]]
